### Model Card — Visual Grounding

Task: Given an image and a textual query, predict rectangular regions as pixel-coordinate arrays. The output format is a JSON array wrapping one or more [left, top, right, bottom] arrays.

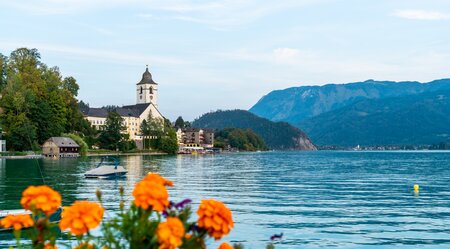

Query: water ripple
[[1, 151, 450, 248]]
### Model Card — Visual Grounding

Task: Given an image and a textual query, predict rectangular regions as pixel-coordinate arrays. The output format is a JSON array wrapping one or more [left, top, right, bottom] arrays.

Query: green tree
[[174, 116, 185, 129], [62, 133, 88, 156], [0, 48, 89, 151], [98, 111, 127, 151], [215, 128, 268, 151], [0, 53, 7, 90], [119, 134, 137, 152], [139, 114, 178, 153], [77, 119, 98, 148], [145, 113, 164, 149], [139, 119, 150, 150], [159, 127, 178, 154], [62, 76, 79, 96], [0, 72, 37, 150], [4, 113, 37, 151]]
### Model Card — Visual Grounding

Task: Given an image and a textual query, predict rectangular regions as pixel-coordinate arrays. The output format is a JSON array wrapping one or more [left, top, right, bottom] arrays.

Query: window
[[140, 86, 143, 94], [149, 87, 153, 94]]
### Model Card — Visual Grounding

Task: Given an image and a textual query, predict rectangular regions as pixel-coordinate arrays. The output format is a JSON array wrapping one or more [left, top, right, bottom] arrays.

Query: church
[[82, 66, 164, 141]]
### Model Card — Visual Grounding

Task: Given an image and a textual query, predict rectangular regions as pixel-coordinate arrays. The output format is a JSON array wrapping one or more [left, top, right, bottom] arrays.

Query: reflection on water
[[1, 152, 450, 248]]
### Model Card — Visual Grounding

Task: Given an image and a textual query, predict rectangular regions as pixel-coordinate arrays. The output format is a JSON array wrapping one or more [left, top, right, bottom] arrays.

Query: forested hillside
[[192, 110, 316, 150], [299, 90, 450, 146], [214, 128, 268, 151]]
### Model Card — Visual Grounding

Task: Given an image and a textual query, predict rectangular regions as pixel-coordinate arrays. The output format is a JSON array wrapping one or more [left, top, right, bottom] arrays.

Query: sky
[[1, 0, 450, 121]]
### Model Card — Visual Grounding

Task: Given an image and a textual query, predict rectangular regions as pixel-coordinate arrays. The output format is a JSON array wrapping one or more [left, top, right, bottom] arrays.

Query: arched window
[[140, 86, 143, 94], [149, 87, 153, 94]]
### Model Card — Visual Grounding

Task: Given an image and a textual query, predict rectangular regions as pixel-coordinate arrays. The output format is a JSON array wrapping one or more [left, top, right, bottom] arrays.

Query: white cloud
[[0, 41, 189, 66], [273, 48, 301, 64], [393, 10, 449, 20], [4, 0, 322, 29]]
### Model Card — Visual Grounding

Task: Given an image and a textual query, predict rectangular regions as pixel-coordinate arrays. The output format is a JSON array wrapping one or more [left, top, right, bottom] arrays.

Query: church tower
[[136, 65, 158, 106]]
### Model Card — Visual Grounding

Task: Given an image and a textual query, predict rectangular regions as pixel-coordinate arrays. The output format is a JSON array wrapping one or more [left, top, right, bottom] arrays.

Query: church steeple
[[136, 66, 158, 106], [137, 65, 157, 85]]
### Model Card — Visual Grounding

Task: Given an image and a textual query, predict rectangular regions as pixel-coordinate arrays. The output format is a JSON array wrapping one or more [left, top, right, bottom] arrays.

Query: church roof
[[82, 104, 152, 118], [118, 103, 151, 117], [137, 66, 157, 85], [82, 107, 108, 118]]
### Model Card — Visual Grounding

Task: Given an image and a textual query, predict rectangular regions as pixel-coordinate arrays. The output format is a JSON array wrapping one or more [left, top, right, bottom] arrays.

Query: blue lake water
[[1, 151, 450, 248]]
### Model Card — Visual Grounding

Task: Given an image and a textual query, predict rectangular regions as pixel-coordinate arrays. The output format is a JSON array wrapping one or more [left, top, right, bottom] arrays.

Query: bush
[[62, 133, 88, 156]]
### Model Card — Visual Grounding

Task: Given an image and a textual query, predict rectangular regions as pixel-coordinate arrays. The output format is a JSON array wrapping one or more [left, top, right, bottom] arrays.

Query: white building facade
[[0, 140, 5, 152], [0, 128, 5, 152], [83, 66, 164, 141]]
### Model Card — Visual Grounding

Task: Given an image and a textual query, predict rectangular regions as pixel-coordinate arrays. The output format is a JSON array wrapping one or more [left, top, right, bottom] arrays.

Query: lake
[[1, 151, 450, 248]]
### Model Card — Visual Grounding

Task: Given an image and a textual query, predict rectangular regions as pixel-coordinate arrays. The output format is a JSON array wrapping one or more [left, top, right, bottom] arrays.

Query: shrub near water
[[0, 173, 278, 249]]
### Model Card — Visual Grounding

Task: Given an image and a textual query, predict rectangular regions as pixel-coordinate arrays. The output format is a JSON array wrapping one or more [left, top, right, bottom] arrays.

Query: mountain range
[[249, 79, 450, 146]]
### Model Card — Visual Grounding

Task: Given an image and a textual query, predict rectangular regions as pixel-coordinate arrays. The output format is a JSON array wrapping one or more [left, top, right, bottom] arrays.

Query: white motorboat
[[84, 157, 127, 179]]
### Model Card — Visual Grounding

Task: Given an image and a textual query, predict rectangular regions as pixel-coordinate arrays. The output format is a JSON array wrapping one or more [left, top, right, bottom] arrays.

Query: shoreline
[[2, 149, 449, 159], [0, 151, 168, 159], [86, 151, 167, 157]]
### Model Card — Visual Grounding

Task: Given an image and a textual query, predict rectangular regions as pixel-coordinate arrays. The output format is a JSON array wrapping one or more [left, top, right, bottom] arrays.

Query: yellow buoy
[[414, 184, 419, 192]]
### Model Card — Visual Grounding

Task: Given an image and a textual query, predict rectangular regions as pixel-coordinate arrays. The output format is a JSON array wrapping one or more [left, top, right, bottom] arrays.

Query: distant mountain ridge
[[299, 89, 450, 146], [249, 79, 450, 147], [192, 110, 317, 150], [250, 79, 450, 124]]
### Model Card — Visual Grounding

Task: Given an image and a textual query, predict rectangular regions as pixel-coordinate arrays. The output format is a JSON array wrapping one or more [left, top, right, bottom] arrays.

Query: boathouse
[[42, 137, 80, 158]]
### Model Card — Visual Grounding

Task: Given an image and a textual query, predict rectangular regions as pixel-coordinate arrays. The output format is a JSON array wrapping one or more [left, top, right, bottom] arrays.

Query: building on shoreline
[[176, 128, 214, 152], [0, 127, 5, 152], [42, 137, 80, 158], [82, 66, 164, 141]]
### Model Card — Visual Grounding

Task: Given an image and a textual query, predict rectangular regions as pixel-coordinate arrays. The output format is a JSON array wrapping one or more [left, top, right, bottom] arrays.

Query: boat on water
[[84, 156, 127, 179], [0, 208, 62, 232]]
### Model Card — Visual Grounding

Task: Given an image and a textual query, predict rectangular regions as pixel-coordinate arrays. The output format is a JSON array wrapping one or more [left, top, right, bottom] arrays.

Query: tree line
[[214, 128, 268, 151], [0, 48, 178, 154], [0, 48, 91, 151]]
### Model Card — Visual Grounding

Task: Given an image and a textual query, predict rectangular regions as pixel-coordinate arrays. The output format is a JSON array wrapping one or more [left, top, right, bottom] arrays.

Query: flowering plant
[[0, 173, 278, 249]]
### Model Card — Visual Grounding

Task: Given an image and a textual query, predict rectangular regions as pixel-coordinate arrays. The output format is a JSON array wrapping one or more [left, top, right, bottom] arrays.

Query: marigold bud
[[119, 185, 124, 196], [96, 188, 102, 201]]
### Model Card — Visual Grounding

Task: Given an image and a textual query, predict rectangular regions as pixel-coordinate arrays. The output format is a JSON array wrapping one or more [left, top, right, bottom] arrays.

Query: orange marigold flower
[[59, 201, 104, 236], [218, 242, 233, 249], [44, 242, 58, 249], [0, 214, 34, 230], [132, 180, 169, 211], [197, 199, 234, 240], [72, 242, 94, 249], [156, 217, 185, 249], [143, 173, 174, 187], [21, 185, 61, 215]]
